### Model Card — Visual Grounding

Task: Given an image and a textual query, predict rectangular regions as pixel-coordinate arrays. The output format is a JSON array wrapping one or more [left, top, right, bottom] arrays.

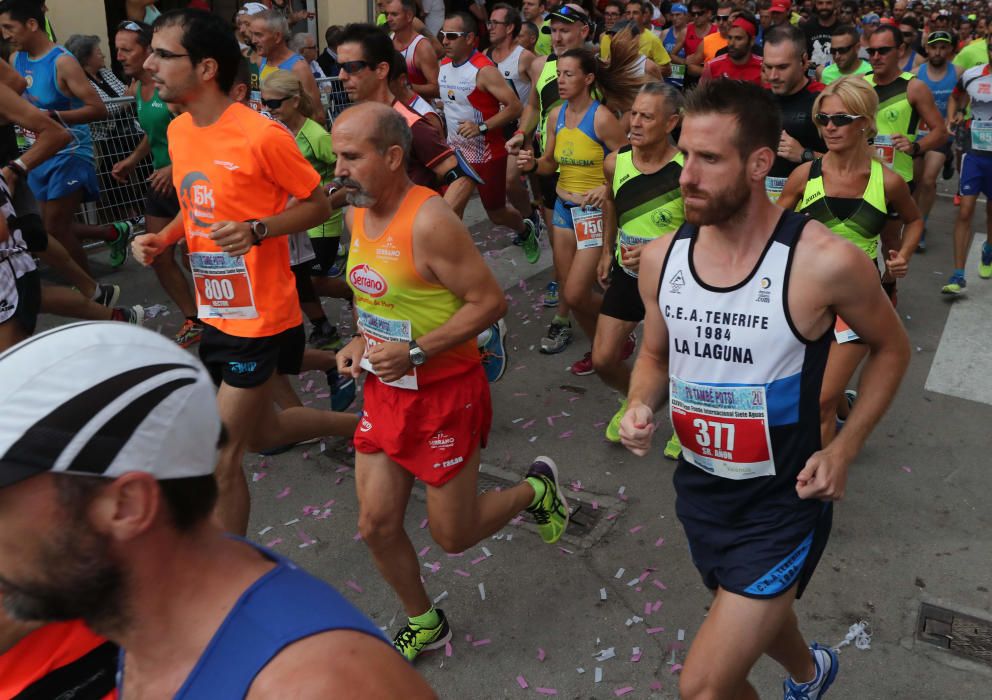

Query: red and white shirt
[[438, 51, 504, 163]]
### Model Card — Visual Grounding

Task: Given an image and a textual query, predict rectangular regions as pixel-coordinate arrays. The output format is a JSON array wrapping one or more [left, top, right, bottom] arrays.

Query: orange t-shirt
[[168, 102, 320, 338], [702, 32, 729, 63], [0, 620, 117, 698]]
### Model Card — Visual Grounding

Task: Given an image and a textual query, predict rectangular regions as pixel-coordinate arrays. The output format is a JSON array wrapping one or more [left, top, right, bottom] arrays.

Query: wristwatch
[[801, 148, 815, 163], [910, 141, 922, 157], [478, 122, 489, 134], [408, 340, 427, 366], [248, 219, 268, 245]]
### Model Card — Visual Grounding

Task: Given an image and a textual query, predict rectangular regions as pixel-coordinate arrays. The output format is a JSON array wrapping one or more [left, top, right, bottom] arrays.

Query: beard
[[335, 176, 377, 208], [0, 518, 125, 631], [682, 178, 751, 226]]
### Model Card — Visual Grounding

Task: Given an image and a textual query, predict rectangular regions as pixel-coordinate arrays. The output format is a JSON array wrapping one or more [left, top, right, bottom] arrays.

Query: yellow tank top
[[554, 100, 607, 194], [347, 186, 480, 387]]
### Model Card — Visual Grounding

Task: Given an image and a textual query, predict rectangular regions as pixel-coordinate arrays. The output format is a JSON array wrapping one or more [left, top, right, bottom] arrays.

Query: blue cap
[[861, 12, 880, 25], [671, 3, 688, 13]]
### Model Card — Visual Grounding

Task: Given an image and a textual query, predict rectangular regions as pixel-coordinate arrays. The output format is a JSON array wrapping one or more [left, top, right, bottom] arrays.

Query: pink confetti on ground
[[335, 477, 344, 485], [559, 431, 573, 439], [520, 419, 536, 430], [591, 500, 599, 510], [570, 480, 583, 491], [614, 687, 634, 696], [275, 487, 291, 499], [323, 499, 335, 507], [537, 647, 546, 661], [644, 602, 652, 616], [593, 421, 606, 428], [638, 570, 651, 582], [652, 579, 667, 590], [513, 392, 528, 397], [445, 642, 453, 657], [655, 537, 665, 547], [301, 451, 309, 460], [345, 580, 363, 593], [425, 562, 441, 573], [315, 392, 330, 399], [646, 627, 665, 635], [629, 525, 643, 534], [335, 466, 351, 473], [472, 638, 491, 647], [454, 569, 471, 577], [535, 689, 557, 696], [471, 556, 487, 565], [352, 531, 363, 541], [419, 518, 429, 529], [516, 675, 528, 689], [901, 465, 912, 473], [631, 652, 642, 663], [265, 538, 283, 547], [652, 601, 663, 612], [418, 546, 431, 557], [558, 547, 574, 555], [670, 664, 683, 674], [511, 515, 524, 525], [546, 416, 556, 426], [569, 396, 581, 402], [650, 681, 662, 691], [446, 552, 465, 557], [605, 513, 618, 521]]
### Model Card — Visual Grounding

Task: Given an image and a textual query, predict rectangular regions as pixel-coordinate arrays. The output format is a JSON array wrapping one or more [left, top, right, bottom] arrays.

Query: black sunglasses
[[339, 59, 370, 73], [716, 13, 733, 20], [439, 30, 469, 40], [830, 44, 855, 54], [261, 96, 293, 109], [690, 10, 706, 16], [865, 45, 896, 56], [813, 112, 861, 127], [486, 19, 512, 26]]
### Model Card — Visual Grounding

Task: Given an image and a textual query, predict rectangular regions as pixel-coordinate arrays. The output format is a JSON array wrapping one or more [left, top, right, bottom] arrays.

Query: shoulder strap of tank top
[[809, 157, 824, 180], [771, 209, 810, 248], [555, 101, 568, 132]]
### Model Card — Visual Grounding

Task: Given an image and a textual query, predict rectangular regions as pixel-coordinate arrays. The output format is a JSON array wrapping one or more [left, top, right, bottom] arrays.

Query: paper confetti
[[516, 675, 528, 689], [418, 545, 431, 557], [345, 580, 363, 593], [537, 648, 546, 661], [595, 667, 603, 683], [433, 591, 448, 604], [594, 647, 616, 661], [655, 536, 665, 547], [629, 525, 643, 534], [535, 689, 557, 696], [600, 587, 608, 601], [472, 638, 491, 647], [258, 526, 273, 536], [614, 687, 634, 697], [478, 583, 486, 600], [276, 487, 291, 499], [615, 567, 626, 579], [454, 569, 471, 577], [646, 627, 665, 635]]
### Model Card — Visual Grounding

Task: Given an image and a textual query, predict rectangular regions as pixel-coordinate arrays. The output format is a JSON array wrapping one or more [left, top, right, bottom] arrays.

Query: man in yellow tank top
[[333, 103, 571, 664]]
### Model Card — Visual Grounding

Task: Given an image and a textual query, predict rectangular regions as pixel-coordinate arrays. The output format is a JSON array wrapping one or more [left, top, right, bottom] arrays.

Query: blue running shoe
[[327, 369, 357, 411], [542, 281, 559, 307], [479, 319, 508, 382], [783, 643, 839, 700], [941, 273, 966, 295]]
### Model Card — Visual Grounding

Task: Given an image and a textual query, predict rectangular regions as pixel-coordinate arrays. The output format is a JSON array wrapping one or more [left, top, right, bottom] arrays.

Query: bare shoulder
[[248, 630, 436, 699], [880, 163, 909, 193], [413, 193, 466, 243], [793, 218, 871, 287], [530, 54, 548, 81]]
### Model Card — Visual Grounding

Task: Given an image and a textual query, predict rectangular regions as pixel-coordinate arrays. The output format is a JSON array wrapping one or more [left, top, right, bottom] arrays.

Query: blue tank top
[[117, 540, 391, 699], [663, 27, 685, 88], [917, 62, 958, 117], [13, 45, 93, 161], [260, 53, 305, 79]]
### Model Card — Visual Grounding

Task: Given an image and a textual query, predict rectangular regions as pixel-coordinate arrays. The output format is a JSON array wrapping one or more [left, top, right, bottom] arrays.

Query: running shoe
[[542, 281, 559, 308], [94, 283, 121, 308], [782, 643, 839, 700], [605, 398, 628, 443], [522, 218, 540, 264], [916, 232, 926, 253], [309, 320, 344, 350], [524, 456, 569, 544], [108, 220, 134, 268], [327, 369, 357, 412], [479, 318, 508, 382], [174, 318, 204, 348], [663, 433, 682, 460], [328, 257, 347, 278], [941, 273, 967, 295], [835, 390, 857, 432], [393, 609, 452, 662], [111, 305, 145, 325], [942, 157, 954, 180], [569, 351, 594, 376], [979, 242, 992, 279], [953, 193, 962, 207], [539, 319, 572, 354], [621, 333, 636, 360]]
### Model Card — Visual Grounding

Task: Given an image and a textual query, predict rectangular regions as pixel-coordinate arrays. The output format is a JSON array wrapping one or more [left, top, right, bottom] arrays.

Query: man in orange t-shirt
[[133, 9, 358, 535]]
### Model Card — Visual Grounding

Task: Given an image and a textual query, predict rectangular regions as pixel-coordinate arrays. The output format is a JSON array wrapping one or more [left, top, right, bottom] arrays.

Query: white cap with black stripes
[[0, 322, 221, 488]]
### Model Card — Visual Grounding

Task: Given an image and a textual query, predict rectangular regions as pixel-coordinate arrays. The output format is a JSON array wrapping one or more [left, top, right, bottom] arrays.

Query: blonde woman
[[777, 75, 922, 445]]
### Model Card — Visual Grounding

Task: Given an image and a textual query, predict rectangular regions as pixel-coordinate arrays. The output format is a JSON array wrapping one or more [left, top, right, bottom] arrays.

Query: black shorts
[[308, 236, 340, 277], [600, 260, 645, 323], [676, 479, 833, 600], [6, 268, 40, 335], [198, 323, 305, 389], [14, 212, 47, 253], [145, 187, 180, 219], [537, 172, 559, 210]]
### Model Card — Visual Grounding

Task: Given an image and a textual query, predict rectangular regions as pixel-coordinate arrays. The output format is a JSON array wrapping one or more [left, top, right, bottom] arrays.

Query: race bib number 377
[[669, 376, 776, 480]]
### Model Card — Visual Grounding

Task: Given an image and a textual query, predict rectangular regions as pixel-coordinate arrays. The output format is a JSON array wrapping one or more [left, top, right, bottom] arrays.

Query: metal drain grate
[[916, 602, 992, 666]]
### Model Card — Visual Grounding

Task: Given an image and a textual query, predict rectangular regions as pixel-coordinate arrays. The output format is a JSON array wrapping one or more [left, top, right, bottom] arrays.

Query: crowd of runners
[[1, 0, 989, 696]]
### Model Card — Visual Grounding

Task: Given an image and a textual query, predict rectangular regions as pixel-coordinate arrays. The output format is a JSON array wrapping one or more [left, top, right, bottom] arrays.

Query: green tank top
[[536, 57, 562, 150], [865, 71, 919, 182], [611, 147, 684, 276], [797, 157, 887, 258], [135, 81, 172, 170], [821, 60, 872, 84], [295, 118, 343, 238]]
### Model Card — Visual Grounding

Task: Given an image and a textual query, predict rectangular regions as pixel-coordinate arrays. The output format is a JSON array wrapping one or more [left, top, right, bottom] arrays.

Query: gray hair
[[64, 34, 102, 65], [255, 9, 290, 40], [639, 81, 685, 115], [369, 107, 412, 160], [289, 32, 316, 52]]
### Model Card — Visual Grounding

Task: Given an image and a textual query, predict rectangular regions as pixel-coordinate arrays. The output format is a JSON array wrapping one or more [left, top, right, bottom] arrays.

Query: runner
[[522, 0, 552, 57], [110, 19, 202, 348], [249, 9, 321, 118], [386, 0, 440, 99], [801, 0, 839, 70], [941, 53, 992, 295], [677, 0, 717, 79], [662, 3, 689, 89], [818, 24, 871, 83], [761, 25, 827, 203], [0, 322, 434, 697], [777, 76, 922, 444], [700, 13, 762, 84], [333, 101, 569, 663], [912, 30, 958, 251], [1, 0, 134, 274], [686, 1, 732, 80], [438, 11, 539, 261], [132, 9, 358, 535], [619, 78, 910, 700], [516, 44, 636, 360], [389, 53, 444, 135], [601, 1, 670, 75], [592, 82, 683, 461]]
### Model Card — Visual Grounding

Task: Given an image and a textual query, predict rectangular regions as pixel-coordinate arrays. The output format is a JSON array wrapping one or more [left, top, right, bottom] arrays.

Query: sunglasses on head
[[439, 30, 469, 40], [339, 59, 370, 73], [716, 13, 732, 20], [261, 96, 293, 109], [813, 112, 861, 127], [118, 20, 144, 33], [866, 45, 896, 55], [830, 43, 854, 54]]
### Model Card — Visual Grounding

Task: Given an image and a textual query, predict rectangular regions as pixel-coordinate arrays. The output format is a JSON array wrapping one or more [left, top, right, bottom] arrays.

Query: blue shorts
[[675, 478, 833, 599], [27, 154, 99, 203], [552, 198, 579, 230], [959, 151, 992, 199]]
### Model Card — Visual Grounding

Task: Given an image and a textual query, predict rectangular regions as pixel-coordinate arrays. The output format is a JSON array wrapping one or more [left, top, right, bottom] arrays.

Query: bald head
[[337, 102, 411, 158]]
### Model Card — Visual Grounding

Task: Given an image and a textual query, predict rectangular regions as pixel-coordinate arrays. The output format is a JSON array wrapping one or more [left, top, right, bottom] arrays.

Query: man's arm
[[54, 55, 107, 124], [0, 58, 27, 94], [412, 39, 440, 99], [686, 43, 706, 78], [0, 82, 70, 172], [598, 152, 618, 287], [290, 60, 324, 121], [905, 79, 949, 153], [507, 55, 547, 151], [475, 66, 522, 130]]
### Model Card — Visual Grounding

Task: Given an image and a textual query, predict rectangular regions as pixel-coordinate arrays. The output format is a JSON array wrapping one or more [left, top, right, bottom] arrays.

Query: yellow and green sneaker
[[525, 456, 569, 543], [980, 243, 992, 279], [663, 432, 682, 460], [605, 398, 628, 443], [393, 608, 452, 662]]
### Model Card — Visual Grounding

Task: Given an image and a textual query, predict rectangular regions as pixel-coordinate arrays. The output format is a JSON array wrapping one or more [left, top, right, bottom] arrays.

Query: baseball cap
[[0, 323, 222, 489], [547, 3, 591, 25], [238, 2, 268, 15], [927, 30, 952, 44], [671, 3, 688, 13], [862, 12, 881, 25], [770, 1, 790, 14]]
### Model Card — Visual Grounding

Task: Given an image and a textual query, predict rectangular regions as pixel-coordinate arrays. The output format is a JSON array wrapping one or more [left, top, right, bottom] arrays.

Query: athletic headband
[[731, 17, 756, 38]]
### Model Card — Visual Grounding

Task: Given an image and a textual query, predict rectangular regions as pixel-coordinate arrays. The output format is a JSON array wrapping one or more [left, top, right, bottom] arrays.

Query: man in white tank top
[[486, 3, 541, 231], [619, 80, 910, 700], [386, 0, 440, 98]]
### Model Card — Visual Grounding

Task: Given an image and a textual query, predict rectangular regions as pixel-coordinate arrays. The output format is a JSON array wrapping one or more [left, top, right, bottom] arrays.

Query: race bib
[[190, 252, 258, 320], [873, 134, 895, 165], [765, 176, 787, 203], [617, 227, 649, 277], [357, 307, 418, 390], [833, 315, 860, 344], [670, 63, 686, 80], [669, 376, 775, 480], [571, 206, 604, 250], [971, 120, 992, 152]]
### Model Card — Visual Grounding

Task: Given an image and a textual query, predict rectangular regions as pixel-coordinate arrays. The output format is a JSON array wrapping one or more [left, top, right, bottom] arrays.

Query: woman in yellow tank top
[[516, 34, 642, 366]]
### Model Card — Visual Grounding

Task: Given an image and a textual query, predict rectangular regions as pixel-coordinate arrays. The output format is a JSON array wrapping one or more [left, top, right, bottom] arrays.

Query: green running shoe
[[392, 608, 452, 662], [525, 456, 569, 544], [980, 243, 992, 279], [663, 432, 682, 460], [941, 273, 966, 295], [522, 218, 540, 264], [605, 398, 628, 443], [108, 220, 133, 268]]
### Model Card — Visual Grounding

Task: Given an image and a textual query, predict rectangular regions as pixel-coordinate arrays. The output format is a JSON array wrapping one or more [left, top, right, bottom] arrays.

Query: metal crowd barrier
[[316, 75, 351, 126]]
